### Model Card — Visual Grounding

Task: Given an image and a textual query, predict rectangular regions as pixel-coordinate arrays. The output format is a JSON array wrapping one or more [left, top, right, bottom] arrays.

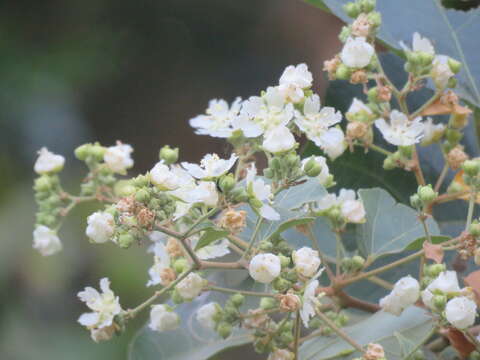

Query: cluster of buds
[[461, 158, 480, 190], [340, 255, 365, 274], [263, 151, 303, 185], [410, 184, 438, 212]]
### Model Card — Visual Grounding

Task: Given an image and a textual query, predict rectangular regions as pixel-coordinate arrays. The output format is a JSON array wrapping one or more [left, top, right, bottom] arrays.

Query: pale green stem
[[434, 163, 449, 193], [466, 190, 477, 230], [241, 217, 263, 260]]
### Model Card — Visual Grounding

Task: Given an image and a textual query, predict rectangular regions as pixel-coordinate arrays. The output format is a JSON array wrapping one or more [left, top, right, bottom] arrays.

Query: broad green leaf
[[194, 228, 230, 251], [305, 0, 480, 107], [356, 188, 440, 257], [299, 306, 435, 360], [275, 177, 327, 210], [405, 235, 451, 251]]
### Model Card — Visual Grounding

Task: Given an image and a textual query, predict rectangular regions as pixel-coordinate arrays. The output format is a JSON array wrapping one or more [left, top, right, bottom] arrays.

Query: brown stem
[[336, 291, 381, 313]]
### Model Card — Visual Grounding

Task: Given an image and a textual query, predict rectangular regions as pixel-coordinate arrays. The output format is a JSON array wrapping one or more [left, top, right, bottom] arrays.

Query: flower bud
[[304, 157, 322, 177], [173, 258, 189, 274], [230, 293, 245, 308], [218, 174, 236, 193], [259, 240, 274, 252], [383, 156, 397, 170], [149, 304, 180, 332], [351, 255, 365, 270], [367, 11, 381, 27], [448, 58, 462, 74], [249, 253, 281, 284], [335, 64, 351, 80], [447, 77, 457, 88], [171, 289, 184, 304], [462, 159, 480, 177], [134, 188, 150, 203], [341, 257, 353, 272], [272, 277, 291, 292], [260, 297, 278, 310], [217, 322, 232, 339], [159, 145, 179, 165], [419, 52, 434, 67], [343, 2, 359, 18], [230, 187, 249, 203], [433, 294, 447, 310], [446, 129, 462, 144], [176, 273, 205, 300], [417, 185, 437, 204], [34, 176, 53, 192], [74, 144, 91, 161], [279, 254, 291, 268], [399, 146, 413, 158], [117, 233, 135, 249], [427, 263, 446, 277], [90, 143, 106, 161]]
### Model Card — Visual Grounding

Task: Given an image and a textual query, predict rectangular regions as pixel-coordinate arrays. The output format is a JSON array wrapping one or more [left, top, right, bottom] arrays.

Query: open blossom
[[190, 181, 219, 207], [294, 94, 345, 159], [190, 236, 230, 260], [346, 98, 372, 118], [445, 296, 477, 329], [375, 110, 424, 146], [33, 225, 62, 256], [421, 271, 460, 308], [301, 156, 331, 186], [147, 241, 172, 287], [300, 279, 319, 327], [34, 147, 65, 174], [176, 273, 205, 300], [246, 164, 280, 221], [278, 63, 313, 103], [421, 117, 445, 145], [196, 302, 220, 330], [149, 304, 180, 332], [150, 162, 180, 190], [104, 142, 134, 173], [189, 98, 242, 138], [86, 211, 115, 244], [340, 37, 374, 68], [262, 125, 296, 153], [182, 153, 237, 179], [317, 189, 365, 223], [249, 253, 281, 283], [241, 86, 294, 134], [412, 32, 435, 54], [292, 247, 321, 278], [432, 55, 454, 88], [78, 278, 122, 341], [379, 276, 420, 316]]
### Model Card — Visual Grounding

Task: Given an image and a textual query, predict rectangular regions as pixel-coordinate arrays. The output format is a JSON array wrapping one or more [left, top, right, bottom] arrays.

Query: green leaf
[[275, 177, 327, 210], [356, 188, 440, 257], [194, 228, 230, 251], [305, 0, 480, 107], [299, 306, 435, 360], [404, 235, 451, 251]]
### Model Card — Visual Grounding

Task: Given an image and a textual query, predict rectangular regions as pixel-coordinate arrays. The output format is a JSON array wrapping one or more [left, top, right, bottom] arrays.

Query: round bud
[[428, 263, 446, 277], [230, 293, 245, 308], [173, 258, 189, 274], [410, 194, 422, 209], [361, 0, 376, 13], [407, 52, 421, 66], [448, 58, 462, 74], [217, 322, 232, 339], [260, 297, 278, 310], [412, 350, 426, 360], [219, 174, 236, 193], [135, 188, 150, 203], [171, 289, 184, 304], [90, 144, 106, 161], [419, 52, 434, 67], [383, 156, 396, 170], [272, 278, 291, 292], [475, 248, 480, 265], [351, 255, 365, 270], [259, 240, 274, 252], [339, 26, 351, 43], [445, 129, 462, 144], [114, 180, 136, 197], [34, 176, 53, 192], [470, 222, 480, 237], [367, 10, 381, 27], [118, 233, 135, 249], [337, 312, 349, 326], [278, 331, 294, 345], [462, 160, 480, 177], [447, 181, 463, 194], [433, 294, 447, 310], [270, 157, 282, 171], [74, 144, 91, 161], [249, 198, 264, 210], [328, 207, 342, 221], [230, 188, 249, 203], [263, 168, 274, 179], [304, 157, 322, 177], [417, 185, 437, 204], [286, 153, 300, 167], [279, 255, 291, 268], [399, 146, 413, 158], [336, 64, 351, 80], [133, 175, 149, 188], [343, 2, 359, 18], [341, 258, 353, 272], [367, 87, 379, 102], [159, 145, 179, 165]]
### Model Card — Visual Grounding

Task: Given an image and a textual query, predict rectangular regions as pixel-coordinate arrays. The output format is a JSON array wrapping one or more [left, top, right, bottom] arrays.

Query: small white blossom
[[86, 211, 115, 244], [249, 253, 281, 284], [316, 189, 365, 223], [146, 241, 172, 287], [300, 279, 319, 327], [445, 296, 477, 329], [182, 153, 237, 179], [375, 110, 424, 146], [432, 55, 454, 89], [196, 302, 220, 330], [268, 349, 295, 360], [278, 63, 313, 103], [34, 147, 65, 174], [262, 125, 296, 153], [190, 236, 230, 260], [346, 98, 372, 117], [78, 278, 122, 339], [176, 273, 205, 300], [379, 276, 420, 316], [33, 225, 62, 256], [246, 164, 280, 221], [190, 181, 219, 207], [421, 117, 445, 145], [150, 162, 180, 191], [292, 247, 321, 278], [294, 94, 345, 159], [421, 271, 461, 308], [104, 142, 134, 173], [410, 32, 435, 55], [301, 156, 331, 186], [189, 98, 242, 138], [340, 37, 374, 68], [149, 304, 180, 332]]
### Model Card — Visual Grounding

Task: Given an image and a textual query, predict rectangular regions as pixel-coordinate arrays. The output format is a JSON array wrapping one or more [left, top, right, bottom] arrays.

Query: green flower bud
[[336, 64, 351, 80], [90, 143, 106, 161], [260, 297, 278, 310], [114, 180, 136, 197], [279, 331, 294, 345], [361, 0, 376, 13], [118, 233, 135, 249], [412, 350, 426, 360], [263, 168, 274, 179], [34, 176, 53, 192], [230, 293, 245, 308], [418, 52, 434, 67], [272, 277, 291, 292], [74, 144, 91, 161], [249, 197, 264, 210], [417, 185, 437, 204], [270, 157, 282, 171], [322, 327, 333, 336], [445, 129, 462, 144], [259, 240, 274, 252], [410, 194, 422, 209], [383, 156, 396, 170], [367, 87, 379, 103], [463, 160, 480, 177], [343, 2, 359, 18], [428, 263, 446, 277], [171, 289, 184, 304], [447, 58, 462, 74], [217, 322, 232, 339], [132, 175, 149, 188], [135, 188, 150, 203], [366, 11, 381, 27], [337, 312, 349, 326], [433, 294, 447, 310], [351, 255, 365, 270], [447, 181, 463, 194], [279, 255, 291, 268], [447, 77, 457, 88], [327, 207, 342, 221], [219, 174, 236, 193], [230, 187, 249, 203], [283, 269, 298, 282], [339, 26, 351, 43], [173, 258, 189, 274], [399, 146, 413, 158], [304, 157, 322, 177], [341, 257, 353, 272], [407, 52, 422, 66], [159, 145, 179, 165]]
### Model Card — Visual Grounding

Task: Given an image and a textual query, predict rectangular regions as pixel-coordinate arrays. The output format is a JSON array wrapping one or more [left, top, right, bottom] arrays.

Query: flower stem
[[293, 311, 301, 360], [241, 217, 263, 261], [206, 285, 275, 297], [466, 190, 477, 230]]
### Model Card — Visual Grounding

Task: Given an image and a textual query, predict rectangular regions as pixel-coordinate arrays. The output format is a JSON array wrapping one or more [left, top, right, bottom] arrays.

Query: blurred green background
[[0, 1, 341, 359]]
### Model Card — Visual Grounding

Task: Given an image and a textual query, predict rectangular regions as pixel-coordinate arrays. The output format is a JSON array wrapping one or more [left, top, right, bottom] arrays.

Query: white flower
[[268, 349, 295, 360], [241, 87, 294, 133], [104, 142, 134, 173], [379, 276, 420, 316], [189, 98, 242, 138], [412, 33, 435, 55], [302, 156, 331, 186], [231, 114, 263, 138], [421, 271, 461, 308], [150, 162, 180, 190], [33, 225, 62, 256], [190, 181, 219, 207], [292, 247, 321, 278], [149, 304, 180, 332], [375, 110, 424, 146], [78, 278, 122, 336], [294, 94, 345, 159], [191, 237, 230, 260], [34, 147, 65, 174], [421, 117, 445, 145], [432, 55, 454, 89], [176, 273, 205, 300], [300, 279, 319, 327], [340, 37, 374, 68], [196, 302, 220, 330], [86, 211, 115, 244], [262, 125, 296, 153], [278, 63, 313, 103], [249, 253, 281, 283], [246, 164, 280, 221], [316, 189, 365, 223], [346, 98, 372, 117], [146, 241, 172, 287], [182, 153, 237, 179], [445, 296, 477, 329]]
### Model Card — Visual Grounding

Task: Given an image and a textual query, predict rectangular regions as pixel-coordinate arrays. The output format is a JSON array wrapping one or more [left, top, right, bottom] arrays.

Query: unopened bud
[[433, 294, 447, 310], [419, 52, 434, 67], [74, 144, 91, 161], [260, 297, 278, 310], [159, 145, 179, 165], [219, 174, 236, 193], [230, 188, 249, 203], [343, 2, 359, 18], [135, 188, 150, 203], [474, 248, 480, 265], [448, 58, 462, 74], [336, 64, 351, 80], [417, 185, 437, 203], [34, 176, 53, 192], [90, 144, 106, 161], [217, 322, 232, 339], [304, 157, 322, 177], [351, 255, 365, 270], [366, 11, 381, 27], [173, 258, 189, 274], [279, 255, 291, 268], [383, 156, 396, 170], [470, 222, 480, 237], [272, 277, 291, 292], [230, 293, 245, 308], [462, 160, 480, 177]]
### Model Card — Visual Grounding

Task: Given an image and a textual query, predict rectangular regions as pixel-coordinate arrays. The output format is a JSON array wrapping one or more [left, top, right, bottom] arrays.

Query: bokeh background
[[0, 1, 342, 359]]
